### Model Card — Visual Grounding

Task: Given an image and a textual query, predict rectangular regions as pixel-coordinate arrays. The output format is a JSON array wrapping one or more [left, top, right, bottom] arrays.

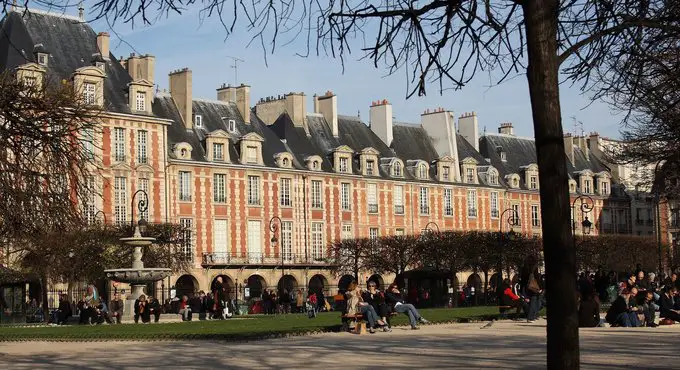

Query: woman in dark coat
[[520, 255, 542, 322]]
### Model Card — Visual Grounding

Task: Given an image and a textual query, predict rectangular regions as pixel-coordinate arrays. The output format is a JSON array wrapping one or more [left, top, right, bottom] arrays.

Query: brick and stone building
[[1, 9, 664, 301]]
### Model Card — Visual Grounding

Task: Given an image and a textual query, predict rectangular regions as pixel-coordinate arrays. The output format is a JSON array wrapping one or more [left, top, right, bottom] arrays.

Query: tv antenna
[[226, 55, 245, 85]]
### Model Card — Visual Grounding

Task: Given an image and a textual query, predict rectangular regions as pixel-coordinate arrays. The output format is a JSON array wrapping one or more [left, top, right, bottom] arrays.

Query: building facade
[[1, 10, 658, 299]]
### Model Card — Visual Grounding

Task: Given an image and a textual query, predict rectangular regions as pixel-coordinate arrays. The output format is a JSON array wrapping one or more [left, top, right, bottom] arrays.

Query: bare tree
[[328, 237, 374, 282], [367, 235, 422, 283]]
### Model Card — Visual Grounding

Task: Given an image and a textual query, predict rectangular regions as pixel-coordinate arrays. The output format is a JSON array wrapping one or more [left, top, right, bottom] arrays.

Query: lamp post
[[571, 195, 595, 265], [269, 216, 283, 281], [130, 189, 149, 233], [93, 210, 107, 225], [497, 208, 519, 301], [424, 221, 440, 233]]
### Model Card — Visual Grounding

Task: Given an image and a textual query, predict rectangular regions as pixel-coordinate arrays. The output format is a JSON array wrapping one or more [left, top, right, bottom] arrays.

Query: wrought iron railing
[[202, 252, 330, 266]]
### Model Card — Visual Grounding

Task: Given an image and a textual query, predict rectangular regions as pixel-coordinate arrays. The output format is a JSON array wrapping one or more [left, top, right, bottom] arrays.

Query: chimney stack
[[369, 99, 393, 147], [458, 111, 479, 151], [318, 91, 338, 137], [563, 133, 574, 165], [126, 54, 155, 85], [169, 68, 193, 129], [217, 83, 251, 124], [421, 107, 461, 181], [96, 32, 110, 61], [313, 94, 320, 113], [498, 122, 514, 135], [574, 135, 589, 161]]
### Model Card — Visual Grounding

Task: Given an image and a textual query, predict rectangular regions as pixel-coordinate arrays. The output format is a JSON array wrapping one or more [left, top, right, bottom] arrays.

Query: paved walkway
[[0, 320, 677, 369]]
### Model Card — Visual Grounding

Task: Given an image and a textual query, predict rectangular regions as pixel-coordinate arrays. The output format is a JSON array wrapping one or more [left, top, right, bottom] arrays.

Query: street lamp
[[269, 216, 283, 280], [424, 221, 440, 233], [497, 208, 519, 300], [571, 194, 595, 259], [131, 189, 149, 234]]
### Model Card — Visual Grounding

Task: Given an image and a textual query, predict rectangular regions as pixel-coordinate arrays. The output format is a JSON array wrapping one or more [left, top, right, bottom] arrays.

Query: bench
[[498, 305, 515, 320]]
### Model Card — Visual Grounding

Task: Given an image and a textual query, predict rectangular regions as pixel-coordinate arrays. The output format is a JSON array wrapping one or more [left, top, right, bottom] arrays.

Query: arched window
[[393, 161, 403, 177], [282, 157, 290, 167], [418, 164, 428, 179]]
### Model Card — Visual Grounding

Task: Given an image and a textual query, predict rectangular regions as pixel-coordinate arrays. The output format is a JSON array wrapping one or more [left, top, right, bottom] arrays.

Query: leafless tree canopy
[[0, 71, 101, 241]]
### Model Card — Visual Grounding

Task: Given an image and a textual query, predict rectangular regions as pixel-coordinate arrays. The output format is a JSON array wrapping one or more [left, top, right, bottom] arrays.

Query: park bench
[[497, 305, 515, 320]]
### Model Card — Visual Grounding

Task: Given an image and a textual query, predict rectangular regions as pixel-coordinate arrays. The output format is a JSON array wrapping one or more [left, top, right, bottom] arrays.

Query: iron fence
[[202, 252, 330, 266]]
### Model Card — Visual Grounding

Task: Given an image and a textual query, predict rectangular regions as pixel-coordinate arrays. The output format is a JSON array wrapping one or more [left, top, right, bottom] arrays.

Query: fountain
[[104, 190, 171, 314]]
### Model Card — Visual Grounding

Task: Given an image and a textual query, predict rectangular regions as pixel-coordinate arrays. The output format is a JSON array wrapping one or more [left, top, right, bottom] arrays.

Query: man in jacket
[[659, 286, 680, 322], [54, 294, 72, 325], [109, 293, 124, 324], [147, 296, 161, 323]]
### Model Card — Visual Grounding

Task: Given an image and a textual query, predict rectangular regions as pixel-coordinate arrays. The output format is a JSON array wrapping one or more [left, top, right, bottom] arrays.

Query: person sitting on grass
[[385, 283, 429, 330], [346, 281, 385, 334], [578, 285, 601, 328], [362, 281, 392, 332], [659, 286, 680, 323], [641, 290, 657, 327], [500, 278, 527, 319], [605, 289, 640, 327]]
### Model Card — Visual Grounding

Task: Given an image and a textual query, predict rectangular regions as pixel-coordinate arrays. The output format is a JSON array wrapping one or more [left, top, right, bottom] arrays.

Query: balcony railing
[[468, 208, 477, 218], [490, 209, 499, 218], [137, 156, 149, 165], [202, 252, 331, 266], [444, 207, 453, 216], [368, 204, 378, 213], [394, 205, 404, 214], [114, 154, 126, 162]]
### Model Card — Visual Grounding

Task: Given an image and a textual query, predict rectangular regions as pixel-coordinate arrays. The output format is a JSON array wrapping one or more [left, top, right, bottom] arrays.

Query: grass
[[0, 306, 501, 342]]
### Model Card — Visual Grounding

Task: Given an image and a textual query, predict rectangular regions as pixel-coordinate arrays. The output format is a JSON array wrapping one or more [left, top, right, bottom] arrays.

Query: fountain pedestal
[[105, 226, 171, 316]]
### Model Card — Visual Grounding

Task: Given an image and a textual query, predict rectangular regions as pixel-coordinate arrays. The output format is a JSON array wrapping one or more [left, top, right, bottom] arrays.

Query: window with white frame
[[311, 222, 324, 260], [213, 174, 226, 203], [584, 179, 592, 194], [213, 143, 224, 161], [228, 119, 236, 132], [137, 130, 147, 164], [311, 180, 323, 208], [444, 188, 453, 216], [246, 146, 258, 163], [466, 168, 475, 183], [394, 185, 404, 214], [113, 127, 125, 162], [369, 227, 379, 240], [194, 115, 203, 128], [366, 160, 375, 176], [280, 178, 292, 206], [367, 183, 378, 213], [138, 178, 149, 221], [339, 157, 349, 173], [83, 82, 96, 105], [393, 162, 403, 177], [83, 176, 96, 224], [178, 171, 192, 201], [135, 91, 146, 111], [467, 190, 477, 217], [114, 176, 127, 225], [601, 181, 610, 195], [341, 182, 351, 211], [246, 220, 262, 262], [488, 171, 498, 185], [179, 218, 194, 260], [512, 204, 521, 225], [443, 166, 450, 181], [395, 228, 405, 236], [419, 187, 430, 214], [341, 224, 353, 240], [531, 205, 540, 227], [418, 163, 428, 179], [281, 221, 293, 261], [213, 219, 228, 258], [490, 191, 499, 218], [529, 175, 538, 189], [82, 128, 95, 160], [248, 175, 260, 205]]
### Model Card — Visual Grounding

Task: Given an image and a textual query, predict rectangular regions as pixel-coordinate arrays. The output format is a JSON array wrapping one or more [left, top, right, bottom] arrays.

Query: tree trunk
[[522, 1, 579, 368], [483, 270, 489, 305]]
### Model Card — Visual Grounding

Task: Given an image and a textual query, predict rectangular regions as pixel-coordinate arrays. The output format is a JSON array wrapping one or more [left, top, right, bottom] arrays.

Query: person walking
[[385, 283, 429, 330], [295, 289, 304, 313], [521, 255, 543, 322]]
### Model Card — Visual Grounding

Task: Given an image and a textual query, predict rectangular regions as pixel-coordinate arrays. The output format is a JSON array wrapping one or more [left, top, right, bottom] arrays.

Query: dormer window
[[366, 160, 375, 176], [393, 162, 403, 177], [275, 152, 294, 168], [283, 158, 290, 167], [506, 174, 520, 189], [173, 142, 193, 160], [339, 157, 349, 173], [569, 179, 577, 193], [83, 82, 96, 105], [37, 53, 48, 66], [442, 166, 450, 181], [213, 143, 224, 161], [500, 152, 507, 161], [313, 161, 319, 170], [194, 115, 203, 128], [246, 146, 258, 163], [417, 163, 428, 179], [228, 119, 236, 132], [306, 155, 323, 171], [135, 91, 146, 111], [96, 61, 106, 71], [488, 171, 498, 185], [466, 168, 475, 183], [529, 176, 538, 189]]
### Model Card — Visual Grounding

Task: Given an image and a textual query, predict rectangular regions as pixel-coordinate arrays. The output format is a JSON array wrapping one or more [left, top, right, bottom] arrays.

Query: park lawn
[[0, 306, 500, 341]]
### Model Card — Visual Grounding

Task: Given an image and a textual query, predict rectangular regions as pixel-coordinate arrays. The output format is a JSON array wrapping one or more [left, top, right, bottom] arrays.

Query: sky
[[39, 3, 625, 139]]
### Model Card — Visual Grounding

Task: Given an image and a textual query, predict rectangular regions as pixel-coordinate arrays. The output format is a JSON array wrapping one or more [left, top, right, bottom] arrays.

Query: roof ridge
[[394, 121, 420, 127], [11, 7, 83, 22], [483, 132, 535, 141], [193, 97, 234, 106]]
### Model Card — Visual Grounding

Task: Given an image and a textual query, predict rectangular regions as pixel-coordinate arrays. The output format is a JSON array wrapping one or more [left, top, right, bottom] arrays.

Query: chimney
[[421, 108, 461, 181], [313, 94, 320, 113], [96, 32, 110, 60], [564, 133, 574, 165], [169, 68, 193, 129], [126, 54, 155, 85], [574, 135, 589, 161], [370, 99, 393, 147], [498, 122, 514, 135], [588, 132, 601, 158], [216, 83, 251, 124], [318, 91, 338, 137], [78, 2, 84, 21], [458, 111, 479, 151], [284, 92, 306, 129]]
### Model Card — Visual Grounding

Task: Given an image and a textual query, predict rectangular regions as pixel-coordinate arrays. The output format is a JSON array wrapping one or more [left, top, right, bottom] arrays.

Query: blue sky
[[64, 4, 624, 138]]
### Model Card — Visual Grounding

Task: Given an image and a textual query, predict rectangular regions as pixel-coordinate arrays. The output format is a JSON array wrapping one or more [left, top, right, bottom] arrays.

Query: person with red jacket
[[500, 279, 527, 317]]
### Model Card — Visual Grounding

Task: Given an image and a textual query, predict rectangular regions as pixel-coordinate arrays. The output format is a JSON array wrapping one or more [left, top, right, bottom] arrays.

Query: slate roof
[[480, 133, 614, 191], [0, 10, 134, 113]]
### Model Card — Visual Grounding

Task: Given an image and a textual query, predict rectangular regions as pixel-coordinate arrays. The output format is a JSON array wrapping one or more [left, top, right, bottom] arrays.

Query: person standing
[[213, 277, 227, 319], [295, 289, 304, 313], [521, 255, 543, 322], [110, 293, 124, 324]]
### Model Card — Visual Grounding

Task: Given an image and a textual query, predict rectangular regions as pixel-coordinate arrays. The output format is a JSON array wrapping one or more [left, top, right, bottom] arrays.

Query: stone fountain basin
[[119, 236, 156, 246], [105, 268, 172, 284]]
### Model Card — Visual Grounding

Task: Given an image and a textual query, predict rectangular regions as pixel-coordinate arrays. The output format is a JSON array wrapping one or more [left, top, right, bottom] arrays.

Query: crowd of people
[[577, 265, 680, 328]]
